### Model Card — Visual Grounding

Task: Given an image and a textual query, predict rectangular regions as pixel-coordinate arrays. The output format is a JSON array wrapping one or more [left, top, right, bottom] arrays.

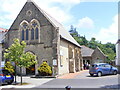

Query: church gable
[[9, 1, 52, 31], [6, 1, 56, 47]]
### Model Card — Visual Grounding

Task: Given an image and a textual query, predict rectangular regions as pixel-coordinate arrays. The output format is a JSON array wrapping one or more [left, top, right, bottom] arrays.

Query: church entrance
[[26, 64, 35, 75]]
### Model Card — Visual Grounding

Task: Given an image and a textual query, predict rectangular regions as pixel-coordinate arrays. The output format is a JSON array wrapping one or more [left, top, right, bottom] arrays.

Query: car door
[[104, 64, 111, 74], [100, 64, 107, 74]]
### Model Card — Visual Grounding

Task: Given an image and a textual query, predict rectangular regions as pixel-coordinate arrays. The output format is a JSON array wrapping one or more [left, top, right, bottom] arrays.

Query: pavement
[[0, 70, 87, 89], [57, 70, 87, 79], [0, 76, 54, 88], [1, 70, 119, 89]]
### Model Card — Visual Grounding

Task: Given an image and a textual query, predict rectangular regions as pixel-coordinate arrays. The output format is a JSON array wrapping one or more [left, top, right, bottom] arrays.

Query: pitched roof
[[81, 45, 94, 57], [0, 28, 8, 43], [95, 47, 106, 57], [27, 1, 81, 47]]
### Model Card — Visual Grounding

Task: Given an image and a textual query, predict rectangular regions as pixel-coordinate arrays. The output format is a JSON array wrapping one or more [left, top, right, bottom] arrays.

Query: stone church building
[[4, 0, 83, 75]]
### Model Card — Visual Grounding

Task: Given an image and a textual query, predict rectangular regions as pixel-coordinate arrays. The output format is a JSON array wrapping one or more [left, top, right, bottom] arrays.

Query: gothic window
[[30, 19, 40, 40], [20, 20, 29, 41], [20, 19, 40, 41], [31, 28, 34, 40], [26, 29, 29, 40]]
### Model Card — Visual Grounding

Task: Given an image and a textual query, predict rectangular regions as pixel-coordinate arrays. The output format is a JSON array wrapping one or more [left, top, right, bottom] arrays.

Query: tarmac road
[[35, 70, 119, 88]]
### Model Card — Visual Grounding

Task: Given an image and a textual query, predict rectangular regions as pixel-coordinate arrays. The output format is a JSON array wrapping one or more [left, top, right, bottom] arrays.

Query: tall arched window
[[20, 20, 29, 41], [30, 19, 40, 40]]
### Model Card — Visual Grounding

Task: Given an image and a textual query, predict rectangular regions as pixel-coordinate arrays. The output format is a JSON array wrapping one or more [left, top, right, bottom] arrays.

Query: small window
[[22, 30, 24, 40], [105, 64, 111, 68], [31, 28, 34, 40], [26, 29, 29, 40], [35, 27, 38, 39]]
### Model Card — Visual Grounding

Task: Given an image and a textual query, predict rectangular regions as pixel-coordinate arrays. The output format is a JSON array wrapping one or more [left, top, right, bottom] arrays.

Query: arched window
[[20, 20, 29, 41], [31, 28, 34, 40], [30, 19, 40, 40]]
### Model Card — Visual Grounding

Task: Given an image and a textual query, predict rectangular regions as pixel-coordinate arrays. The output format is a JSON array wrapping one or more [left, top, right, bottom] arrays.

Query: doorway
[[26, 64, 35, 75]]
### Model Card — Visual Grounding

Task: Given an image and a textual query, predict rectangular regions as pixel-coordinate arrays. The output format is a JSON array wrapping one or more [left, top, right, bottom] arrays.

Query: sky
[[0, 0, 119, 44]]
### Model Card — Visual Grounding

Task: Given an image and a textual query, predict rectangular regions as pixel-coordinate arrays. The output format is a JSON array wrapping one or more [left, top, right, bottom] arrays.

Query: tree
[[4, 38, 37, 85], [69, 25, 116, 61]]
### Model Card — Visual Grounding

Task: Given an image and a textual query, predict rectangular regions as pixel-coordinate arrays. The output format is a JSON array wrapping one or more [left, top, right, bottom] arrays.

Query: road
[[35, 70, 119, 88]]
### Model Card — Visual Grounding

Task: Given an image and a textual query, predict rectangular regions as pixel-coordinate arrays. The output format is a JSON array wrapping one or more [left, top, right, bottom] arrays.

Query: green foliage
[[4, 61, 14, 74], [69, 25, 116, 60], [38, 62, 52, 76], [4, 38, 37, 68], [4, 38, 37, 85]]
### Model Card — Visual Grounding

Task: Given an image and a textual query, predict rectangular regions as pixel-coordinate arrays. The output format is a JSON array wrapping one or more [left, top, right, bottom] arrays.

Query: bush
[[4, 61, 14, 74], [37, 62, 52, 76]]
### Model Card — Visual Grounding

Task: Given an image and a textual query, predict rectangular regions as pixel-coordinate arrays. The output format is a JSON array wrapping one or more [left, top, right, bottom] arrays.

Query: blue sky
[[0, 0, 118, 44]]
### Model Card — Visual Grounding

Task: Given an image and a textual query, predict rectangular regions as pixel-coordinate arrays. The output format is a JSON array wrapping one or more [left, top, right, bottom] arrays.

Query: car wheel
[[7, 80, 14, 84], [90, 74, 94, 76], [113, 70, 117, 75], [97, 72, 102, 77]]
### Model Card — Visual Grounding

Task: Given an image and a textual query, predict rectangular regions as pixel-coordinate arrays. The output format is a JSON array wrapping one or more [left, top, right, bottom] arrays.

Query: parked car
[[0, 69, 14, 85], [89, 63, 118, 77]]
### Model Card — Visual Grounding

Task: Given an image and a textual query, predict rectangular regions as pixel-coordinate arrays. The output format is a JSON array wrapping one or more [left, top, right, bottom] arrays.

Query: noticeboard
[[53, 59, 57, 66]]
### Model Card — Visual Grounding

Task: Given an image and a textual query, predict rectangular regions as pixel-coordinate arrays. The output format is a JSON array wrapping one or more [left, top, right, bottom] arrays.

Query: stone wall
[[4, 1, 58, 75]]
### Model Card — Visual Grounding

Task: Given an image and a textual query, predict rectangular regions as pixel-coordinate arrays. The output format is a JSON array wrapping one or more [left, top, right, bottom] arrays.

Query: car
[[0, 69, 14, 85], [89, 63, 118, 77]]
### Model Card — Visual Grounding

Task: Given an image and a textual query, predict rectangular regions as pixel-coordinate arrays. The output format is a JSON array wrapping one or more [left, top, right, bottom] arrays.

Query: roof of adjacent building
[[81, 45, 106, 57], [27, 0, 81, 47], [81, 45, 94, 57], [0, 28, 8, 43]]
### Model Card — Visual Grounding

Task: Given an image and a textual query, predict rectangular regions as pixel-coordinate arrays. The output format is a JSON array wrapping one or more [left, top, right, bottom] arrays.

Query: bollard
[[65, 85, 71, 90]]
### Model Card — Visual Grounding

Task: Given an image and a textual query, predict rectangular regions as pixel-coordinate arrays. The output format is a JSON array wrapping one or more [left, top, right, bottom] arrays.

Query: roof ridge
[[27, 0, 33, 2], [30, 1, 80, 47]]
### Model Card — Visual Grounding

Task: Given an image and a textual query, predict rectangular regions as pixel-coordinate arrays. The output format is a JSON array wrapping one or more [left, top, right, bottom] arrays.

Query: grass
[[15, 82, 30, 85]]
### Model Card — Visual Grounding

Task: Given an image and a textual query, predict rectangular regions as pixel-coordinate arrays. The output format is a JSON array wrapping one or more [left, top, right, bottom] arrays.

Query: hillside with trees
[[69, 25, 116, 61]]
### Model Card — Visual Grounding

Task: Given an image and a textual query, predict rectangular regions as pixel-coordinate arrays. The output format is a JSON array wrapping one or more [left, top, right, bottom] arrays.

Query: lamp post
[[14, 63, 17, 84]]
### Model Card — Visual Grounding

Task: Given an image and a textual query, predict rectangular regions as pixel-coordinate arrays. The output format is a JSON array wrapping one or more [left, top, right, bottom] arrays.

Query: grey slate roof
[[81, 45, 94, 57], [29, 1, 81, 47]]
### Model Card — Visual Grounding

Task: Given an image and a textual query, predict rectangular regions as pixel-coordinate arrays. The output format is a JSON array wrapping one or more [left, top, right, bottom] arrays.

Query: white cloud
[[76, 17, 94, 29], [51, 0, 80, 7], [93, 15, 118, 44], [0, 0, 80, 29]]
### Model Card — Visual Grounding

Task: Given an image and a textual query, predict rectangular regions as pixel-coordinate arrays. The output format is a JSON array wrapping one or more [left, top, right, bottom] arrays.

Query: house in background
[[0, 28, 8, 67], [4, 0, 83, 76], [81, 45, 106, 66]]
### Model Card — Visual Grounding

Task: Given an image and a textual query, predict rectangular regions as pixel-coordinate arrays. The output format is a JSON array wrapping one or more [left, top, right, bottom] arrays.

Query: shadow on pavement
[[100, 84, 120, 89], [86, 74, 117, 77]]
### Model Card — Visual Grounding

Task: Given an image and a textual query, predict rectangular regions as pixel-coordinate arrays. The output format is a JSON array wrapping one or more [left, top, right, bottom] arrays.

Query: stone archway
[[25, 51, 38, 75]]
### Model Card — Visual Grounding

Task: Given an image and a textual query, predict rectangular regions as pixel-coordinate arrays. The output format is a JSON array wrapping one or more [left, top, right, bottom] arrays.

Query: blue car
[[0, 69, 14, 85], [89, 63, 118, 77]]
